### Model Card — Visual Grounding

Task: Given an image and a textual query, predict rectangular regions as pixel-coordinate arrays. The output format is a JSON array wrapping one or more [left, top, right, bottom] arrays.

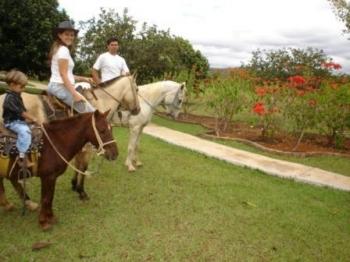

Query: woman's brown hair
[[48, 33, 76, 62]]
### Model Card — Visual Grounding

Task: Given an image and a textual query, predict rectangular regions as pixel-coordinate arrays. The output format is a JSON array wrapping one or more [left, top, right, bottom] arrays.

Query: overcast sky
[[58, 0, 350, 73]]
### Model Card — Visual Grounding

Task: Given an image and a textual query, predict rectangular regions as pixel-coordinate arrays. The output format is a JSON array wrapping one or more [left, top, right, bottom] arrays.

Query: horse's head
[[89, 110, 118, 160], [163, 82, 186, 119], [119, 74, 140, 115]]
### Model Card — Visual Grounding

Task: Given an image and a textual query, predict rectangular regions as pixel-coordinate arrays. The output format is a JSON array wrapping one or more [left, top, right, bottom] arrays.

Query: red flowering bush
[[252, 81, 283, 139], [321, 62, 342, 70], [282, 85, 319, 150]]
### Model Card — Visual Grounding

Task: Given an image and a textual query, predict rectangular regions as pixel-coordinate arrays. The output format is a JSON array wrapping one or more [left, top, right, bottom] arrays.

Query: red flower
[[308, 99, 317, 107], [253, 102, 266, 116], [296, 90, 306, 96], [255, 87, 267, 96], [331, 83, 339, 90], [322, 62, 342, 70], [288, 75, 306, 85]]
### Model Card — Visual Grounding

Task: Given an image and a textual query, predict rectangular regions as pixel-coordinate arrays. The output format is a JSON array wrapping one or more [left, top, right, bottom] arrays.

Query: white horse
[[71, 80, 186, 200]]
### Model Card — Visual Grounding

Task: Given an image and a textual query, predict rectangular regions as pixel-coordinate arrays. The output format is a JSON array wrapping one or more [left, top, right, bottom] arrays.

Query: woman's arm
[[74, 75, 93, 83]]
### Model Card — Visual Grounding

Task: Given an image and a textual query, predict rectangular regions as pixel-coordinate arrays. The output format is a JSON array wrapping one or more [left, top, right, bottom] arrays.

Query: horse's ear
[[132, 71, 138, 80], [181, 82, 186, 90], [103, 109, 111, 117]]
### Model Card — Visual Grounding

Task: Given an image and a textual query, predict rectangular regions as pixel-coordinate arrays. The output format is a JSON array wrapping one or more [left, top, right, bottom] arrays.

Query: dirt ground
[[174, 113, 350, 155]]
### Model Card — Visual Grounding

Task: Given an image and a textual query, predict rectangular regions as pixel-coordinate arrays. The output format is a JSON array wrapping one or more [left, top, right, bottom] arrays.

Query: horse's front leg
[[0, 177, 15, 211], [134, 125, 146, 168], [125, 125, 142, 172], [39, 175, 57, 230], [72, 149, 92, 201], [9, 176, 39, 211]]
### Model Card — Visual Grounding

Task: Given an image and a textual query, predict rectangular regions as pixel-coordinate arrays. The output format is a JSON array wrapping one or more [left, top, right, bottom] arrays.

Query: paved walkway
[[144, 124, 350, 192]]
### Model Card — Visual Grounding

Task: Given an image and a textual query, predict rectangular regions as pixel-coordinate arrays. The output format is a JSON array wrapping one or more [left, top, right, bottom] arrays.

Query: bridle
[[90, 113, 115, 156], [137, 85, 183, 113], [40, 113, 115, 176], [161, 87, 183, 110]]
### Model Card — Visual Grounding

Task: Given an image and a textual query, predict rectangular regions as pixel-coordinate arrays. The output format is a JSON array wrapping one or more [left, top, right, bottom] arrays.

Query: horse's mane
[[44, 112, 91, 131], [138, 81, 182, 94], [98, 75, 128, 88]]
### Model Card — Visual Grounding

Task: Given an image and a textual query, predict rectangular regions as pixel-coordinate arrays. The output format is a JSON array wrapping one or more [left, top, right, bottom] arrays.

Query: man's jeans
[[48, 82, 95, 113], [5, 120, 31, 154]]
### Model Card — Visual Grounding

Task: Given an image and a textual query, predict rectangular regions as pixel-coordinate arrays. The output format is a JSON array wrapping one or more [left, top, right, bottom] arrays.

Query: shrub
[[204, 76, 252, 135]]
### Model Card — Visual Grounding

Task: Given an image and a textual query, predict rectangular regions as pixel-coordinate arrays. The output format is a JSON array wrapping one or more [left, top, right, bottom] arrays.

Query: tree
[[0, 0, 68, 79], [78, 8, 137, 72], [328, 0, 350, 34], [247, 47, 332, 81], [77, 8, 209, 84]]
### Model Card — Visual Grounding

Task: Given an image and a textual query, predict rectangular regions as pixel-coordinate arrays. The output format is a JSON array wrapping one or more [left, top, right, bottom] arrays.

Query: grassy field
[[0, 127, 349, 261], [152, 115, 350, 177]]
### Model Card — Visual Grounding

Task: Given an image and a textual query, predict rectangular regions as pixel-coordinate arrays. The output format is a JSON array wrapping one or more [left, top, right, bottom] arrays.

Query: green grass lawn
[[0, 127, 349, 261], [152, 115, 350, 177]]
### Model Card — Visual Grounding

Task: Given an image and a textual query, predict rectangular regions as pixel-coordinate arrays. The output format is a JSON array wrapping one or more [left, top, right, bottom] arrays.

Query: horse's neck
[[92, 85, 124, 112], [140, 83, 173, 108], [44, 115, 89, 160]]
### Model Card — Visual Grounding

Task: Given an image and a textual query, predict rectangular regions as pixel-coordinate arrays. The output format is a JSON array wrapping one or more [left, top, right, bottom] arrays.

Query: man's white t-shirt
[[93, 52, 129, 82], [50, 45, 75, 84]]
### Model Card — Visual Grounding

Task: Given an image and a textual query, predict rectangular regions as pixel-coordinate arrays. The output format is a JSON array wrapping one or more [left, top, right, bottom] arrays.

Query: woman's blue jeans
[[48, 82, 95, 113]]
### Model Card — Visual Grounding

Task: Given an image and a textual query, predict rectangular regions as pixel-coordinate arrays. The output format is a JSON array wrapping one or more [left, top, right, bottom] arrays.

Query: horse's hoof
[[48, 216, 58, 225], [128, 166, 136, 172], [71, 180, 77, 191], [79, 193, 90, 201], [135, 161, 143, 167], [25, 200, 39, 211], [4, 203, 15, 211], [40, 223, 53, 231]]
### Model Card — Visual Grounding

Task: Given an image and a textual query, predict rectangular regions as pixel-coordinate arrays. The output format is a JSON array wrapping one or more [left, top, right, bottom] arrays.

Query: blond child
[[3, 70, 37, 167]]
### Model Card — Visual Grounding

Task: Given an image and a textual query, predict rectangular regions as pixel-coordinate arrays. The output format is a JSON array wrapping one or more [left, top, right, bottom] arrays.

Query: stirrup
[[18, 157, 34, 168]]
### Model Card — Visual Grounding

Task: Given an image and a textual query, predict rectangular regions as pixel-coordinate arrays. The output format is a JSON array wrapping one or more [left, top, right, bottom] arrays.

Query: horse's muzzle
[[131, 106, 141, 115], [104, 145, 118, 161]]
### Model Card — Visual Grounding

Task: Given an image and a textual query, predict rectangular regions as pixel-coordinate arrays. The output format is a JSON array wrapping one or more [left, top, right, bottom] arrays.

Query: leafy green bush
[[316, 83, 350, 147], [204, 77, 252, 135]]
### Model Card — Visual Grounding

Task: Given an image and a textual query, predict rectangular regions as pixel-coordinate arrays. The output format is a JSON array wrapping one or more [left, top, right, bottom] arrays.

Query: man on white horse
[[92, 37, 130, 85]]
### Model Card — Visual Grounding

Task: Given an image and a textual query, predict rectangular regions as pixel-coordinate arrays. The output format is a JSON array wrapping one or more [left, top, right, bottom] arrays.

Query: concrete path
[[144, 124, 350, 192]]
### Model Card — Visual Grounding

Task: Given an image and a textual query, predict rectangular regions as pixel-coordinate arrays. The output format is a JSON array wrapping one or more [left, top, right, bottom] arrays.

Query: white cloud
[[58, 0, 350, 73]]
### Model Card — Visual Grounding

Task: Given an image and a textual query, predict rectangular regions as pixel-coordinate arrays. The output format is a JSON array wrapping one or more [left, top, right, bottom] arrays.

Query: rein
[[40, 113, 115, 176]]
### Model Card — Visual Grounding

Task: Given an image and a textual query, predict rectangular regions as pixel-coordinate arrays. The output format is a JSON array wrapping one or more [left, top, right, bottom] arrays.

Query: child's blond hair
[[5, 70, 28, 87]]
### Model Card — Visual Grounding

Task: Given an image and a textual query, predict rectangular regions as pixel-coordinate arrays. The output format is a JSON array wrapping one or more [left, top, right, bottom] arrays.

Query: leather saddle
[[0, 124, 43, 156]]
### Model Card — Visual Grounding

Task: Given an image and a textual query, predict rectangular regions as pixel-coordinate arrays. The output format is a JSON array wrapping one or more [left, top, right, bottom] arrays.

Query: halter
[[161, 87, 183, 109], [40, 113, 115, 176], [91, 112, 115, 156], [138, 85, 183, 112]]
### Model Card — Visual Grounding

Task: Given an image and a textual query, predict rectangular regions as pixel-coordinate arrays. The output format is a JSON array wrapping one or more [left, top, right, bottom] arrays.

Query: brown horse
[[0, 110, 117, 230], [0, 75, 140, 202]]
